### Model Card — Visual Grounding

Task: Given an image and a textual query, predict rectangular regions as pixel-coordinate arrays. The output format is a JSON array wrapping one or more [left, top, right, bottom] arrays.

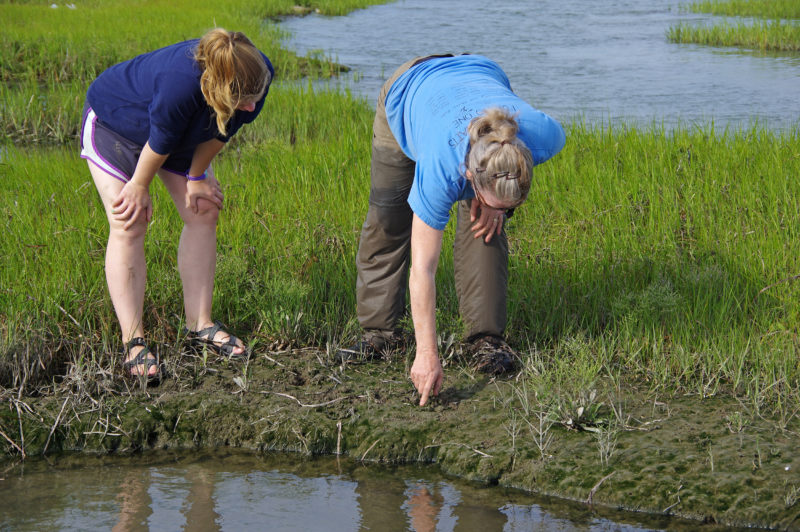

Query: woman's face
[[467, 170, 518, 212], [236, 99, 257, 112], [473, 183, 515, 213]]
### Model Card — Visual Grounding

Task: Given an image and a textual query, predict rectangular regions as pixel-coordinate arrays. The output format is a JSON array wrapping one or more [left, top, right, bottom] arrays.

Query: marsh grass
[[668, 20, 800, 51], [0, 81, 85, 144], [0, 0, 389, 144], [0, 0, 359, 83], [684, 0, 800, 19], [4, 117, 800, 413], [670, 0, 800, 51], [2, 0, 800, 427], [0, 81, 376, 388]]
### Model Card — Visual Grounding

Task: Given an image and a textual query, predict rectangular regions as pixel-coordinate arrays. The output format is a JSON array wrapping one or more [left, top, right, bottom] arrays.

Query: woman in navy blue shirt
[[80, 28, 273, 380]]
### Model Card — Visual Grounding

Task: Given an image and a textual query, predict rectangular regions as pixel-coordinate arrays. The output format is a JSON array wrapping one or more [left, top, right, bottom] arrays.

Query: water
[[0, 450, 750, 531], [279, 0, 800, 131]]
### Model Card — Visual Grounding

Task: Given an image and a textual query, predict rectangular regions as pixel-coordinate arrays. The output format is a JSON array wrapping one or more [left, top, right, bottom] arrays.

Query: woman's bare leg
[[158, 169, 244, 354], [89, 161, 157, 376]]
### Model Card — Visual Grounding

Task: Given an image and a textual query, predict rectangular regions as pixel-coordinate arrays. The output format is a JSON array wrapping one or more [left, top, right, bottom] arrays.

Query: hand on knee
[[188, 198, 220, 223]]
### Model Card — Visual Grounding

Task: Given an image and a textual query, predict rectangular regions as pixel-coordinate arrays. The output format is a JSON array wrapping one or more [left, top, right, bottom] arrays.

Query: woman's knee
[[182, 199, 220, 225], [108, 218, 148, 241]]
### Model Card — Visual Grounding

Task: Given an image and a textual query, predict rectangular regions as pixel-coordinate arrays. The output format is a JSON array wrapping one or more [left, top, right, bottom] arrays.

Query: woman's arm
[[409, 214, 445, 406], [113, 142, 168, 230], [187, 138, 225, 178], [185, 138, 226, 213]]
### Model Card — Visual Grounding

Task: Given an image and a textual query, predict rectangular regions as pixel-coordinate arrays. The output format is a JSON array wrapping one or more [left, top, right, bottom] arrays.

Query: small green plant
[[232, 356, 252, 393], [725, 411, 747, 433], [555, 389, 604, 431], [594, 421, 620, 467], [785, 484, 800, 509], [503, 411, 523, 464], [527, 409, 556, 460]]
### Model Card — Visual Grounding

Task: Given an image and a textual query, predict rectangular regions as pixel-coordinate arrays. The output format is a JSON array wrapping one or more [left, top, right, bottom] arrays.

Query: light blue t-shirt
[[384, 55, 566, 230]]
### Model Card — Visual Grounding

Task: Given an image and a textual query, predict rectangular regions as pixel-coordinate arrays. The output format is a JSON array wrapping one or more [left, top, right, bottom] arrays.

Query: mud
[[2, 347, 799, 530]]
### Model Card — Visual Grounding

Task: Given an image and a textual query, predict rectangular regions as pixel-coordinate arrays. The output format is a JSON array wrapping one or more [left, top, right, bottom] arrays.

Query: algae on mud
[[2, 346, 799, 530]]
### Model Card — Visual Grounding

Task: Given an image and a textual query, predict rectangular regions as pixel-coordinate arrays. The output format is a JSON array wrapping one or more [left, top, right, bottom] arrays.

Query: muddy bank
[[2, 347, 799, 530]]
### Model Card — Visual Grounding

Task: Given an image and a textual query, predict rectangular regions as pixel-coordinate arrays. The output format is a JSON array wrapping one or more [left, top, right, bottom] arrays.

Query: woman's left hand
[[186, 175, 224, 214], [469, 200, 505, 243]]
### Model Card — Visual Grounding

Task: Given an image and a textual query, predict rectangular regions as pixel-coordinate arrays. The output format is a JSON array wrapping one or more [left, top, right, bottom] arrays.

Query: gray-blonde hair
[[466, 107, 534, 206]]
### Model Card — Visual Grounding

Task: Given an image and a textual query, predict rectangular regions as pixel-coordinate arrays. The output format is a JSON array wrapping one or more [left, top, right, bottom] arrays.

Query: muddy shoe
[[467, 335, 518, 376], [336, 331, 405, 362]]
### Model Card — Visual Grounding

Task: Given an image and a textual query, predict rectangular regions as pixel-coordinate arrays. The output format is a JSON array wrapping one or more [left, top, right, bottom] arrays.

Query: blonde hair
[[466, 108, 534, 206], [194, 28, 271, 136]]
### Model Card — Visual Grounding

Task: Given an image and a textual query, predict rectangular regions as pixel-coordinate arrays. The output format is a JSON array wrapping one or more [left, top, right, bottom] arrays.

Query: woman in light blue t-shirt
[[342, 55, 565, 406]]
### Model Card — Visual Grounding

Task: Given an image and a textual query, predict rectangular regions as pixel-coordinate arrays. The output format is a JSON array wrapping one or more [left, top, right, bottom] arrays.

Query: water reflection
[[278, 0, 800, 131], [0, 450, 755, 531], [112, 466, 221, 531]]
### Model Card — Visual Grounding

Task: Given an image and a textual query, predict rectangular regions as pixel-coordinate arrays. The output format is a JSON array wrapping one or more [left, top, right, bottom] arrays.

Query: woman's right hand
[[112, 180, 152, 230], [410, 351, 443, 406]]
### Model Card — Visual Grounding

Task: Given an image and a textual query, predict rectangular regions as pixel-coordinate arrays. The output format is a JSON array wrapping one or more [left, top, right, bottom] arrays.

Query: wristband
[[187, 171, 207, 181]]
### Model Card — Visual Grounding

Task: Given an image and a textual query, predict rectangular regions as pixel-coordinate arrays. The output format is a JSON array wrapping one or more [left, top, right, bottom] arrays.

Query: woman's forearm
[[130, 142, 169, 188], [188, 138, 225, 178], [409, 214, 445, 360], [410, 262, 438, 359]]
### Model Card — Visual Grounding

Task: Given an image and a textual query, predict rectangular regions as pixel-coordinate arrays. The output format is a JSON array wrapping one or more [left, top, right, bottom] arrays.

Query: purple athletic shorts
[[80, 101, 192, 183]]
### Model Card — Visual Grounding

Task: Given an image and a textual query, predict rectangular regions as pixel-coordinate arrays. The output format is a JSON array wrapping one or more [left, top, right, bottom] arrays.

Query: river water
[[278, 0, 800, 131], [0, 450, 755, 531]]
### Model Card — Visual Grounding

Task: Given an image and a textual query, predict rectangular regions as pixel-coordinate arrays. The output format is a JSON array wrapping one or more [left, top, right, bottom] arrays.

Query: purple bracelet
[[187, 172, 207, 181]]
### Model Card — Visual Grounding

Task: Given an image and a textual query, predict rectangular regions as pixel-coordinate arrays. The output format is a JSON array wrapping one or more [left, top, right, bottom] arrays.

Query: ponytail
[[194, 28, 271, 136], [465, 108, 533, 205]]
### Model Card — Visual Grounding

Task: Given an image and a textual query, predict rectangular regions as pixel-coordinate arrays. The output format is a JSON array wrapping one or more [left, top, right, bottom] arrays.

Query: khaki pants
[[355, 56, 508, 342]]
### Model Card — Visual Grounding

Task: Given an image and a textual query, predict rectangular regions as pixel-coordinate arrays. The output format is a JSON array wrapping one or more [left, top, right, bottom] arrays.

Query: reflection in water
[[113, 469, 153, 531], [279, 0, 800, 131], [0, 450, 755, 531], [406, 484, 445, 531], [111, 466, 223, 531]]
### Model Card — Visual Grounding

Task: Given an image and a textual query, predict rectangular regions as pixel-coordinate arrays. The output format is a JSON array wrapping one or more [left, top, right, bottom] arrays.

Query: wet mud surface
[[2, 347, 799, 530]]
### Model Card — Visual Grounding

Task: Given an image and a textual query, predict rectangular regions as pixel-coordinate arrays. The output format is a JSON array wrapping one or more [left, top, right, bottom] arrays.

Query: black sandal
[[122, 337, 161, 383], [183, 321, 248, 360]]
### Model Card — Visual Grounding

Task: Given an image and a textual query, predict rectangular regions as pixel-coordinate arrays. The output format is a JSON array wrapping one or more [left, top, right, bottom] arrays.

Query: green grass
[[508, 123, 800, 402], [671, 0, 800, 51], [0, 0, 386, 83], [685, 0, 800, 19], [4, 116, 800, 408], [0, 0, 389, 143], [0, 83, 375, 384], [668, 20, 800, 51], [2, 0, 800, 418]]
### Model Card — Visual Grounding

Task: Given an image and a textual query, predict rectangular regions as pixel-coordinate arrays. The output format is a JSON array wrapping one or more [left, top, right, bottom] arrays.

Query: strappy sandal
[[183, 321, 248, 360], [122, 337, 161, 383]]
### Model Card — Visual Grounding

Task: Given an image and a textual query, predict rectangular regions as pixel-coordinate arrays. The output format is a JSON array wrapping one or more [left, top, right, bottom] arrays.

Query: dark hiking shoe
[[467, 335, 518, 376], [336, 331, 405, 363]]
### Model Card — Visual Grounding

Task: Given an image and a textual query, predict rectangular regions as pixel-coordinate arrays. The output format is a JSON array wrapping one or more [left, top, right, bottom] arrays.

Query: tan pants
[[355, 56, 509, 342]]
